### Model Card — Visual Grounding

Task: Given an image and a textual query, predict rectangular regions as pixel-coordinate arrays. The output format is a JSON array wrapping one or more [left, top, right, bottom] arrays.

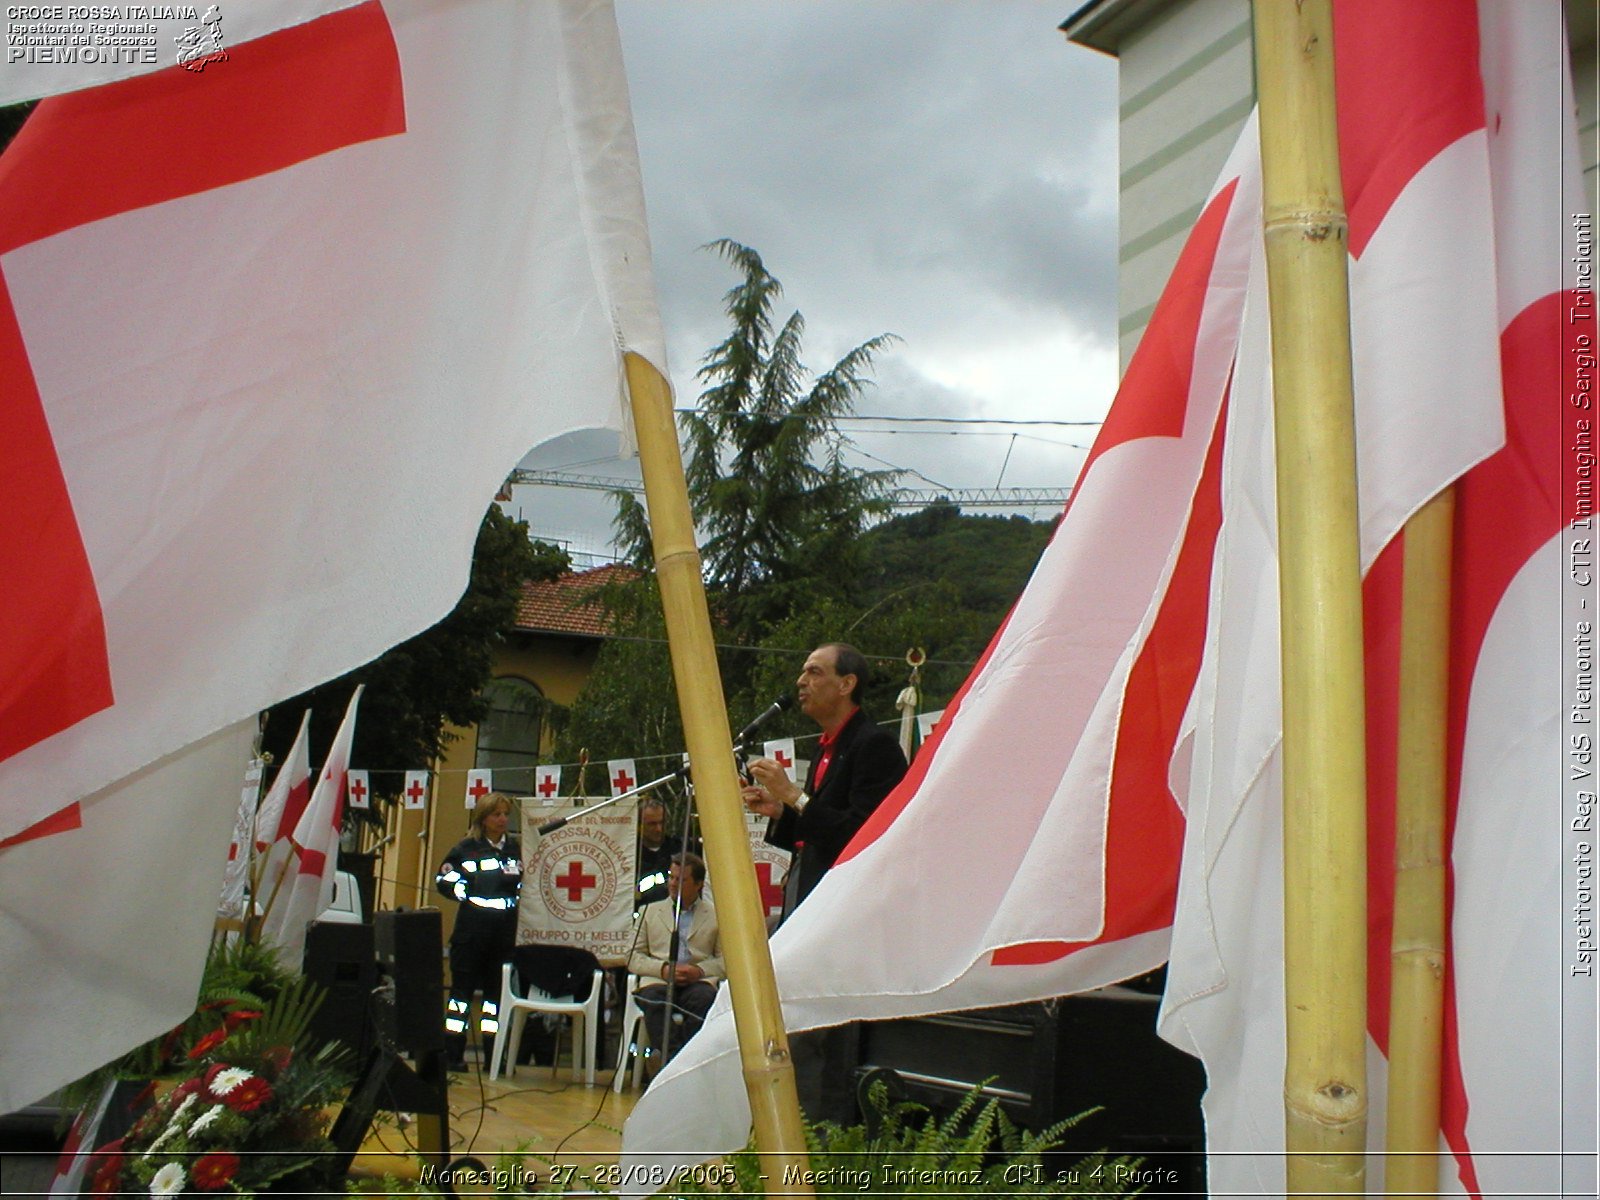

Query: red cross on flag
[[464, 769, 492, 809], [535, 765, 561, 800], [346, 770, 370, 812], [623, 7, 1591, 1193], [0, 0, 664, 1114], [607, 759, 638, 798], [761, 739, 796, 777], [401, 771, 428, 812]]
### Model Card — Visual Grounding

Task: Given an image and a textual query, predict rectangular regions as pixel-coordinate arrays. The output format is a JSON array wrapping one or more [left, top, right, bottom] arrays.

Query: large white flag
[[1161, 3, 1589, 1195], [622, 2, 1583, 1192], [260, 688, 361, 971], [0, 0, 663, 1111]]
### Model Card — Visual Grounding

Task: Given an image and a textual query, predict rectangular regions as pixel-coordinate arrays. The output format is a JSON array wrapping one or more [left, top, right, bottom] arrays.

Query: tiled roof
[[513, 563, 639, 637]]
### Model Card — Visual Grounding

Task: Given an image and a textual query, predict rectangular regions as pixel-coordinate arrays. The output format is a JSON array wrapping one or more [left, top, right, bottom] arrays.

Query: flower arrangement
[[70, 942, 354, 1198]]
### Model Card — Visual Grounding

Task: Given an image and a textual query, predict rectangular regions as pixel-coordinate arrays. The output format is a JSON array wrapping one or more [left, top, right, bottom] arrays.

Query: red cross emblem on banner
[[348, 777, 367, 805], [537, 772, 559, 798], [466, 775, 490, 801], [555, 860, 597, 902], [772, 748, 792, 770], [405, 778, 426, 804], [754, 861, 784, 914], [611, 767, 635, 793]]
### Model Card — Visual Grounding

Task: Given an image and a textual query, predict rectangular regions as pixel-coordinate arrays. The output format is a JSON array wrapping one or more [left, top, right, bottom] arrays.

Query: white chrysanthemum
[[189, 1105, 223, 1136], [149, 1162, 186, 1196], [208, 1067, 252, 1096]]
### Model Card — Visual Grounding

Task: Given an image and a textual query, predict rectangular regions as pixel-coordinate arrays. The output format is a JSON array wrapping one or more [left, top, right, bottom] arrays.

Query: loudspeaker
[[302, 921, 376, 1060], [374, 908, 443, 1057]]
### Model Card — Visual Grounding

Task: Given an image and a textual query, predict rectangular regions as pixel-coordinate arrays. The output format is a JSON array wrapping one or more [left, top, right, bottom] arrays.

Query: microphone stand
[[657, 774, 700, 1064], [533, 767, 686, 836]]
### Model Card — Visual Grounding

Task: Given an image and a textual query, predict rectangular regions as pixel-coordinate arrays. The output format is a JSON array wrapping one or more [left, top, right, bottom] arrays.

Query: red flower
[[222, 1008, 262, 1031], [186, 1027, 229, 1060], [261, 1044, 293, 1074], [87, 1139, 125, 1198], [191, 1152, 240, 1191], [221, 1075, 272, 1113], [128, 1080, 158, 1111], [172, 1077, 203, 1102]]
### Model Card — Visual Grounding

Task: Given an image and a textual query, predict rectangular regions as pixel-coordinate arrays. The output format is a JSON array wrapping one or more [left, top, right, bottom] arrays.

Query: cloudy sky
[[512, 2, 1121, 562]]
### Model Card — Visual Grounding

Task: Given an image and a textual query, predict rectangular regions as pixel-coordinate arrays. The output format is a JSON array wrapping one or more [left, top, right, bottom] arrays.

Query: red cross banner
[[464, 769, 493, 810], [401, 770, 428, 813], [0, 0, 664, 1113], [745, 811, 791, 925], [345, 769, 370, 812], [519, 798, 637, 964], [606, 758, 638, 798], [534, 765, 561, 801], [760, 738, 796, 778]]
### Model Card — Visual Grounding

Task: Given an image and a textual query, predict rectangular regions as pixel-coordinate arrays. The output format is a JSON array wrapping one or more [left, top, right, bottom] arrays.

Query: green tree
[[614, 239, 899, 634], [260, 505, 568, 805]]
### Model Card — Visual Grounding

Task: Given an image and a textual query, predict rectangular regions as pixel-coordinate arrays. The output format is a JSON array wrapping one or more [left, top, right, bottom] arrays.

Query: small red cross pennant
[[464, 769, 492, 808], [763, 738, 797, 777], [346, 770, 370, 811], [402, 770, 429, 811], [607, 758, 637, 797], [535, 765, 560, 799]]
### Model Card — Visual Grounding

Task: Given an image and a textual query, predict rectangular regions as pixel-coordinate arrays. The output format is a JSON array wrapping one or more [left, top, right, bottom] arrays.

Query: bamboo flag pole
[[623, 351, 814, 1196], [1252, 1, 1370, 1193], [1385, 488, 1454, 1196]]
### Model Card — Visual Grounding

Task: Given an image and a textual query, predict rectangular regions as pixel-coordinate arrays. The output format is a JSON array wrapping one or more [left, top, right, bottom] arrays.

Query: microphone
[[735, 693, 794, 748]]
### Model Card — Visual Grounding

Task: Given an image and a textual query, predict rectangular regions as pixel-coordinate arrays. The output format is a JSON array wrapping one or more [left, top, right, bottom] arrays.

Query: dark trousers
[[444, 924, 512, 1064], [636, 980, 717, 1063], [790, 1024, 861, 1126]]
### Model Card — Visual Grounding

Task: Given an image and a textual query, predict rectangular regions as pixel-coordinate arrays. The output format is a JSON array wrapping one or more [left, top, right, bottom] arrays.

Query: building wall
[[1110, 0, 1254, 370], [369, 632, 602, 938], [1573, 0, 1598, 222]]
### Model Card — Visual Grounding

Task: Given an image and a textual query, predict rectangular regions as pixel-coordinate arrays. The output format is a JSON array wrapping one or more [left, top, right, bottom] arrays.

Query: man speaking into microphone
[[741, 642, 908, 1123]]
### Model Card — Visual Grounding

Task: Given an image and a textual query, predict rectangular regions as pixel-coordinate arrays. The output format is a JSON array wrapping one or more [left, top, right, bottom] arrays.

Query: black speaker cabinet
[[373, 908, 443, 1058], [302, 921, 376, 1060], [856, 987, 1206, 1196]]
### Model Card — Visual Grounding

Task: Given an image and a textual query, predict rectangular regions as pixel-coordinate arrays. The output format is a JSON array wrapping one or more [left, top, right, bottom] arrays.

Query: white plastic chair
[[490, 952, 605, 1086], [612, 972, 651, 1093]]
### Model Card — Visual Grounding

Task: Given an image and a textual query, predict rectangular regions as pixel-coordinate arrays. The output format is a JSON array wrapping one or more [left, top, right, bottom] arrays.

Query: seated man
[[628, 852, 723, 1064]]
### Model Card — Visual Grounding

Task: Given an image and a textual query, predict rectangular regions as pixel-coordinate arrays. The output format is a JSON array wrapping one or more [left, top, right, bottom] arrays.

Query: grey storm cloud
[[515, 3, 1117, 559]]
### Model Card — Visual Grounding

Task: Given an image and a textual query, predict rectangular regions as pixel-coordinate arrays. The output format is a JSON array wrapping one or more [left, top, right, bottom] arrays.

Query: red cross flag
[[534, 765, 561, 800], [622, 5, 1591, 1193], [0, 0, 663, 1113], [607, 758, 638, 798], [401, 771, 428, 813], [519, 796, 636, 963], [260, 688, 362, 971], [760, 738, 796, 777], [345, 769, 370, 812], [464, 769, 493, 810]]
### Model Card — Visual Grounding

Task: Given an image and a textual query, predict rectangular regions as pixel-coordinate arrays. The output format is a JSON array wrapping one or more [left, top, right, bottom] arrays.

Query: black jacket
[[766, 709, 907, 908], [435, 834, 522, 941]]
